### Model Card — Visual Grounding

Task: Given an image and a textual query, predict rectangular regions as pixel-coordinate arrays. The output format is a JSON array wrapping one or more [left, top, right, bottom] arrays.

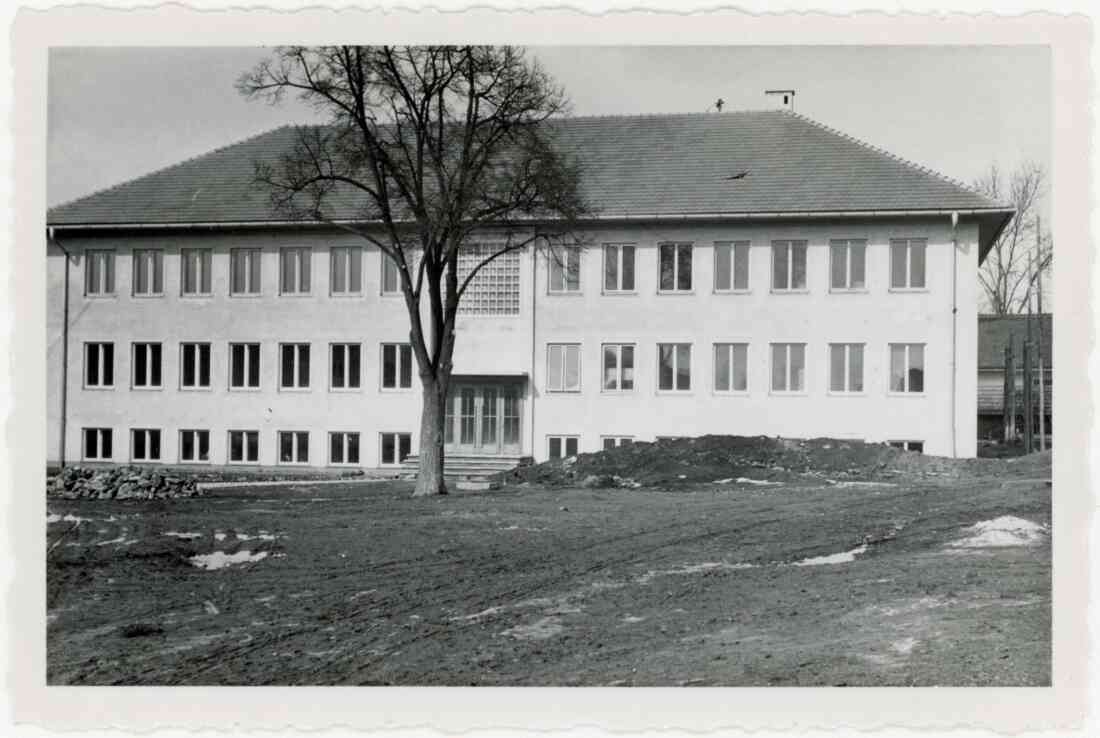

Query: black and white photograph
[[5, 4, 1093, 734]]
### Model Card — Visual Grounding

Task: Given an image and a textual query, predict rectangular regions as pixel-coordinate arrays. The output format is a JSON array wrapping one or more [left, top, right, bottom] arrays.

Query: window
[[279, 247, 311, 294], [381, 343, 413, 389], [180, 343, 211, 389], [457, 244, 520, 315], [603, 244, 636, 292], [548, 245, 580, 293], [829, 343, 865, 393], [714, 343, 749, 393], [228, 430, 259, 463], [657, 343, 691, 391], [502, 390, 521, 445], [329, 432, 361, 465], [180, 249, 213, 296], [889, 440, 924, 453], [380, 432, 412, 465], [601, 436, 633, 450], [278, 431, 309, 464], [890, 239, 927, 289], [548, 435, 579, 460], [132, 342, 162, 389], [330, 343, 361, 389], [179, 430, 210, 463], [229, 343, 261, 389], [830, 239, 866, 290], [82, 428, 112, 461], [132, 249, 163, 296], [131, 428, 162, 462], [279, 343, 311, 389], [84, 250, 115, 296], [889, 343, 925, 393], [714, 241, 750, 292], [659, 242, 693, 292], [772, 241, 808, 291], [230, 248, 262, 295], [84, 342, 114, 388], [330, 246, 363, 295], [547, 343, 581, 392], [382, 252, 402, 294], [771, 343, 807, 393], [601, 344, 635, 391]]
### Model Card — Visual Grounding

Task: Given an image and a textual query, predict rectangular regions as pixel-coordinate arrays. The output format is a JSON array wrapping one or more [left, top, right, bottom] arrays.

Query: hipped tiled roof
[[48, 110, 1008, 228]]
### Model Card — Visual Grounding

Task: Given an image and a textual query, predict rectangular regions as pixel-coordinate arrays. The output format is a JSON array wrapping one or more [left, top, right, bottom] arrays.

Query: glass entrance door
[[445, 383, 522, 455]]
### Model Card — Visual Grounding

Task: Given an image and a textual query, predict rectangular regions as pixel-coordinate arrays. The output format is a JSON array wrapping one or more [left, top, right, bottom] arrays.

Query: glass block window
[[456, 243, 521, 316]]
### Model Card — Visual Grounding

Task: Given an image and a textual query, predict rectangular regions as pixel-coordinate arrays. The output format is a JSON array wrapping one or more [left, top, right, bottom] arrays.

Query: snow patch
[[827, 480, 898, 488], [891, 637, 919, 655], [96, 536, 138, 547], [792, 544, 868, 567], [622, 615, 646, 624], [948, 516, 1047, 548], [453, 606, 504, 622], [736, 477, 783, 486], [501, 616, 564, 641], [189, 550, 269, 570], [213, 532, 227, 542], [636, 561, 754, 583], [163, 531, 202, 540], [46, 512, 62, 524]]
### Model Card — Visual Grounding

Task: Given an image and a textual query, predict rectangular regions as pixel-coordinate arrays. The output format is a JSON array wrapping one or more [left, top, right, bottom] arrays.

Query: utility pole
[[1036, 216, 1046, 451], [1005, 340, 1016, 443]]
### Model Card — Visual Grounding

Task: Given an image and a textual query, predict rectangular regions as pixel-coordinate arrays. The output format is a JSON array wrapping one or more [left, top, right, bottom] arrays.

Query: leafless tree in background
[[238, 46, 590, 496], [973, 162, 1051, 315]]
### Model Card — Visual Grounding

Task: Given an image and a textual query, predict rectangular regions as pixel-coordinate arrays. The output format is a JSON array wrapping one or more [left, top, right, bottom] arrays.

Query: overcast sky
[[47, 45, 1050, 209]]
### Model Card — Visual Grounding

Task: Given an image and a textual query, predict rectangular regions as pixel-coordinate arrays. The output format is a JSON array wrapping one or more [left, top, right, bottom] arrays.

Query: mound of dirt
[[498, 435, 981, 489]]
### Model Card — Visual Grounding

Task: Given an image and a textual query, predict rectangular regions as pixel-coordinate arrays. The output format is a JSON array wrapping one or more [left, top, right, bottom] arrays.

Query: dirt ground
[[46, 445, 1051, 686]]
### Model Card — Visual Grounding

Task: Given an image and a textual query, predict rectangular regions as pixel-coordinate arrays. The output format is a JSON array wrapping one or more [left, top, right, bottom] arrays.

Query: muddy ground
[[47, 450, 1050, 686]]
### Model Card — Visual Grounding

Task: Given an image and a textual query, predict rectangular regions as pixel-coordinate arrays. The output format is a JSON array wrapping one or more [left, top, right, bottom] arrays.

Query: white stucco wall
[[45, 216, 979, 467]]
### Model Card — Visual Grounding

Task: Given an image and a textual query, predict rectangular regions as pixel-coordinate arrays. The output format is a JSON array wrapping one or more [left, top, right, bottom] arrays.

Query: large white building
[[46, 110, 1013, 469]]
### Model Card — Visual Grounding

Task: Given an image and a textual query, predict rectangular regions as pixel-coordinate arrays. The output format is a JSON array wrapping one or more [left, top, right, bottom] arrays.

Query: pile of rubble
[[47, 466, 202, 500]]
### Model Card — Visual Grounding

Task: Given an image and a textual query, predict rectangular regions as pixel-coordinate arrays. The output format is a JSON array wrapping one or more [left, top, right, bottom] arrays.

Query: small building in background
[[977, 314, 1052, 442]]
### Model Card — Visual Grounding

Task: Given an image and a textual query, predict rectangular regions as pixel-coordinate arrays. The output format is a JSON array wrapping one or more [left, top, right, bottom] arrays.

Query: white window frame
[[380, 343, 414, 390], [656, 342, 692, 392], [227, 430, 260, 464], [600, 436, 633, 450], [889, 343, 926, 395], [714, 241, 751, 293], [179, 429, 211, 464], [277, 430, 310, 465], [279, 343, 311, 390], [82, 427, 113, 461], [131, 249, 164, 297], [380, 432, 412, 466], [890, 238, 928, 290], [330, 246, 363, 296], [658, 242, 693, 293], [329, 431, 361, 466], [770, 342, 807, 394], [600, 343, 635, 392], [84, 249, 116, 296], [130, 428, 162, 463], [131, 342, 163, 390], [83, 342, 114, 389], [548, 245, 581, 294], [279, 246, 312, 295], [713, 342, 749, 394], [828, 343, 866, 394], [602, 244, 636, 293], [228, 342, 261, 391], [329, 343, 362, 391], [180, 248, 213, 297], [547, 435, 580, 460], [546, 343, 582, 393], [179, 342, 212, 390], [229, 248, 263, 296], [771, 240, 809, 292], [829, 239, 867, 291]]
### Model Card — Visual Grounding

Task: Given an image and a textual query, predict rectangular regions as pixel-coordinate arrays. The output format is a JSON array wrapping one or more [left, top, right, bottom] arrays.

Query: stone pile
[[48, 466, 202, 500]]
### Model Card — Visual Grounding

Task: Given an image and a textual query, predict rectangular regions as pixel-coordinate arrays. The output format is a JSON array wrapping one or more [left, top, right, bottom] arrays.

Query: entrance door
[[445, 383, 522, 455]]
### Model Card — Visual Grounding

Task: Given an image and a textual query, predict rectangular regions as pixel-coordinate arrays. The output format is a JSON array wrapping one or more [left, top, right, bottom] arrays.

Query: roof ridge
[[48, 124, 296, 214], [784, 110, 1005, 208], [557, 109, 781, 123]]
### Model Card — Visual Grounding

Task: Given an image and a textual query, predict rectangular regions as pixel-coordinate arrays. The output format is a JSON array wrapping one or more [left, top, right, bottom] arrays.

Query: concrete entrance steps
[[401, 454, 524, 489]]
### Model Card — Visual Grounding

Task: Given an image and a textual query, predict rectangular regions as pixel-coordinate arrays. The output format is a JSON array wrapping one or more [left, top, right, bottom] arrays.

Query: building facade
[[46, 111, 1013, 467]]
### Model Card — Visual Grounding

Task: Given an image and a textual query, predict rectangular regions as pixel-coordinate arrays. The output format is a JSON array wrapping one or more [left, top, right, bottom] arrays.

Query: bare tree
[[973, 161, 1051, 315], [238, 46, 589, 496]]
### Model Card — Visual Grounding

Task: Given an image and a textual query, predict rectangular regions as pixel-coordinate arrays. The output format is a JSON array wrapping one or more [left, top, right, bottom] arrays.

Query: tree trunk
[[412, 378, 449, 497]]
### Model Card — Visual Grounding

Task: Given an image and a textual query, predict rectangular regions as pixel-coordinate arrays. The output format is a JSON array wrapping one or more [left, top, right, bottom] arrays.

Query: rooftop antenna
[[765, 89, 796, 110], [715, 98, 725, 112]]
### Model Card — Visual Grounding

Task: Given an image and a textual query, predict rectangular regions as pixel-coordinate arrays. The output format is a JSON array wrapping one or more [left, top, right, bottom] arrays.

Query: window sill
[[829, 288, 869, 294], [228, 387, 263, 393], [546, 389, 582, 394], [277, 461, 311, 466], [132, 293, 165, 299], [656, 390, 694, 395], [178, 459, 212, 465], [888, 287, 930, 294], [713, 390, 750, 397], [278, 387, 312, 393], [714, 289, 752, 295], [130, 459, 163, 464], [278, 293, 314, 298], [329, 387, 364, 393], [327, 462, 363, 468], [84, 294, 118, 300], [179, 386, 213, 392], [546, 291, 584, 297], [887, 391, 927, 398], [601, 290, 638, 296], [770, 289, 810, 295], [82, 458, 113, 463], [227, 460, 261, 466], [380, 387, 415, 393], [131, 386, 164, 392], [180, 293, 214, 299], [82, 385, 115, 391], [330, 292, 365, 299], [380, 292, 404, 298], [769, 391, 808, 397], [229, 293, 263, 299], [600, 389, 636, 395], [827, 391, 867, 397], [656, 290, 695, 296]]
